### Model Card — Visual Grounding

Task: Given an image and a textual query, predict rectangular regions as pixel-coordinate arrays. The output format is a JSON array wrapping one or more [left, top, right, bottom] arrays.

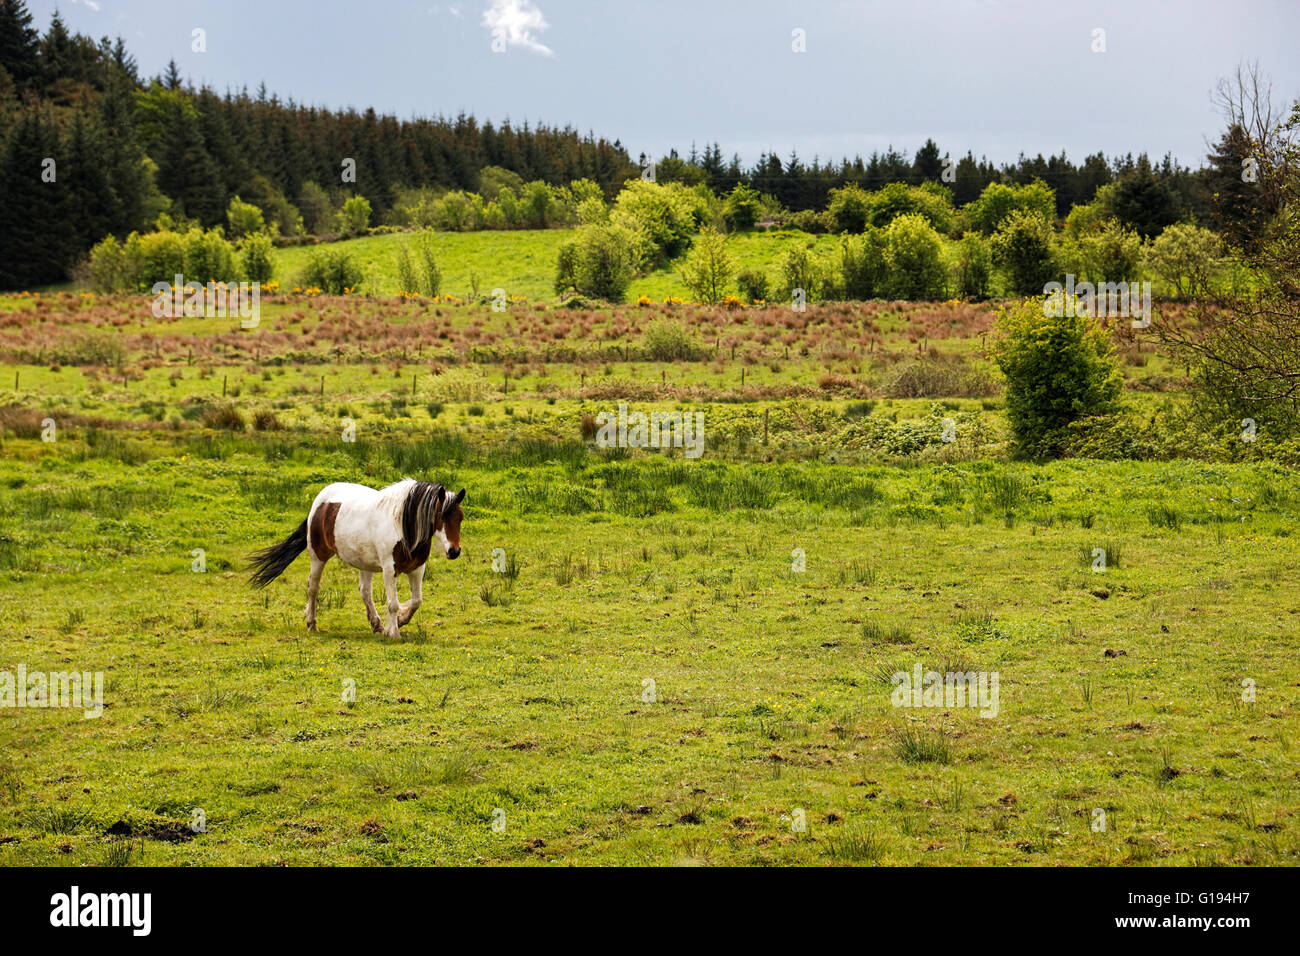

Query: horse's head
[[435, 487, 466, 560]]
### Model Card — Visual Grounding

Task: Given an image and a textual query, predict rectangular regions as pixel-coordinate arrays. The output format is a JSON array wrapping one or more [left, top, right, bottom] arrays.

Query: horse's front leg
[[358, 571, 382, 634], [305, 555, 325, 632], [381, 560, 401, 640], [399, 564, 424, 626]]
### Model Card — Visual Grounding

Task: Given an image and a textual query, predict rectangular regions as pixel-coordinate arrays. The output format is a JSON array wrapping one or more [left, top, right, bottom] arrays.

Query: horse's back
[[312, 482, 381, 509]]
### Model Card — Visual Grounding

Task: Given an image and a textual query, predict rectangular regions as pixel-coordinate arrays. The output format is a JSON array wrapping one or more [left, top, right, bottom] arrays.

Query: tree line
[[0, 0, 1269, 289]]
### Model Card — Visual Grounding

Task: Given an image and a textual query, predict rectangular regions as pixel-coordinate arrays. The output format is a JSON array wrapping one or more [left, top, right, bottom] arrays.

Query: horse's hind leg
[[358, 571, 383, 634], [305, 555, 326, 632], [398, 565, 424, 626]]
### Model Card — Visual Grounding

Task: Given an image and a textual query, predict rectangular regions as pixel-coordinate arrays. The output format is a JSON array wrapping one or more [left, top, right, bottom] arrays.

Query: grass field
[[0, 286, 1296, 867], [270, 227, 847, 303]]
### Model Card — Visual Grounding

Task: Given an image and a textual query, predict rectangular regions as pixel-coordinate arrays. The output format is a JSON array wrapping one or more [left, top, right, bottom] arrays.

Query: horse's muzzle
[[447, 547, 460, 560]]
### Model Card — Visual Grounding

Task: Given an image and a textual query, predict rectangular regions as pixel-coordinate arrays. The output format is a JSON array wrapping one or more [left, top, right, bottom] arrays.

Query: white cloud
[[72, 0, 103, 11], [481, 0, 553, 56]]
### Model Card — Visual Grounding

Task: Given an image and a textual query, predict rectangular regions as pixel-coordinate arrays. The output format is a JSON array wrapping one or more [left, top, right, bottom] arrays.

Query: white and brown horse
[[248, 479, 465, 639]]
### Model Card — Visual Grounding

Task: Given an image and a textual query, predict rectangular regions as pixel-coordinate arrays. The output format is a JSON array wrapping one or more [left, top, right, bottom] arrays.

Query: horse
[[247, 479, 466, 639]]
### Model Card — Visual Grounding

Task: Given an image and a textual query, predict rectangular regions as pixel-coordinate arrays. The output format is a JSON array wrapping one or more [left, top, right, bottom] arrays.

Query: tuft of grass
[[0, 758, 22, 804], [930, 777, 969, 812], [201, 401, 246, 431], [479, 579, 513, 607], [1147, 504, 1182, 530], [862, 620, 912, 644], [1081, 541, 1122, 569], [825, 830, 885, 863], [837, 561, 877, 586], [891, 724, 952, 765], [553, 552, 593, 586], [983, 473, 1028, 512], [27, 805, 94, 835], [495, 551, 521, 583], [355, 751, 483, 790], [101, 839, 135, 867], [170, 678, 252, 719]]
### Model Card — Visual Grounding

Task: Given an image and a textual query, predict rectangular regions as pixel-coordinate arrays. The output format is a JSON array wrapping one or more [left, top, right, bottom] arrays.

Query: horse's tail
[[247, 518, 308, 589]]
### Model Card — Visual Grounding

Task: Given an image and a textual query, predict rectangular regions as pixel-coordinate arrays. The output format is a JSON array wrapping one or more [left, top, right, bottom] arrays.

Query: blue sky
[[36, 0, 1300, 169]]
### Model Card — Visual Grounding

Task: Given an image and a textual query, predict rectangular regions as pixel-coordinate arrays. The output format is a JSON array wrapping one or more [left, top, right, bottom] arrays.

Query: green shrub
[[827, 184, 872, 233], [723, 184, 763, 231], [778, 244, 826, 303], [127, 229, 186, 288], [86, 236, 127, 292], [736, 268, 769, 303], [991, 211, 1060, 295], [239, 233, 274, 284], [336, 195, 372, 237], [611, 180, 699, 263], [116, 226, 237, 289], [519, 180, 559, 229], [434, 190, 486, 232], [1146, 223, 1222, 299], [554, 223, 638, 302], [396, 244, 419, 295], [784, 209, 831, 234], [395, 233, 441, 297], [642, 320, 700, 361], [839, 228, 887, 300], [991, 299, 1122, 459], [679, 226, 733, 304], [953, 233, 992, 299], [416, 234, 441, 297], [183, 228, 236, 283], [576, 196, 609, 225], [969, 180, 1056, 234], [1063, 183, 1118, 241], [867, 182, 957, 234], [1066, 219, 1143, 284], [226, 195, 266, 239], [883, 214, 946, 300], [299, 248, 364, 294]]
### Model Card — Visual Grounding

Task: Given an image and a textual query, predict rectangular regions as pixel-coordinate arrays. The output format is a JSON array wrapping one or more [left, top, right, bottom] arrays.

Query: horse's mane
[[380, 479, 443, 551]]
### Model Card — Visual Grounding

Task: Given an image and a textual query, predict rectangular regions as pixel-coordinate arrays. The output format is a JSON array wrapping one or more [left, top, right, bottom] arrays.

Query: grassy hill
[[272, 228, 846, 302]]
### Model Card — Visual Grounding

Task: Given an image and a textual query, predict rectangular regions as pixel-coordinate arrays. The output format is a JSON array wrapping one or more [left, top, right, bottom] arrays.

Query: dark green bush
[[736, 268, 770, 302], [991, 211, 1059, 295], [299, 248, 364, 294], [991, 299, 1122, 459], [554, 223, 638, 302]]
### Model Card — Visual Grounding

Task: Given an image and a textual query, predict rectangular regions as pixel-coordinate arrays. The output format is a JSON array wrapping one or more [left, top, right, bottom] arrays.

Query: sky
[[35, 0, 1300, 170]]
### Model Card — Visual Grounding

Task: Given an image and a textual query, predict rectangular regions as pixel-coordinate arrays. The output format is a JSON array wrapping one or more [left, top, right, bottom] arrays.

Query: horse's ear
[[442, 488, 465, 518]]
